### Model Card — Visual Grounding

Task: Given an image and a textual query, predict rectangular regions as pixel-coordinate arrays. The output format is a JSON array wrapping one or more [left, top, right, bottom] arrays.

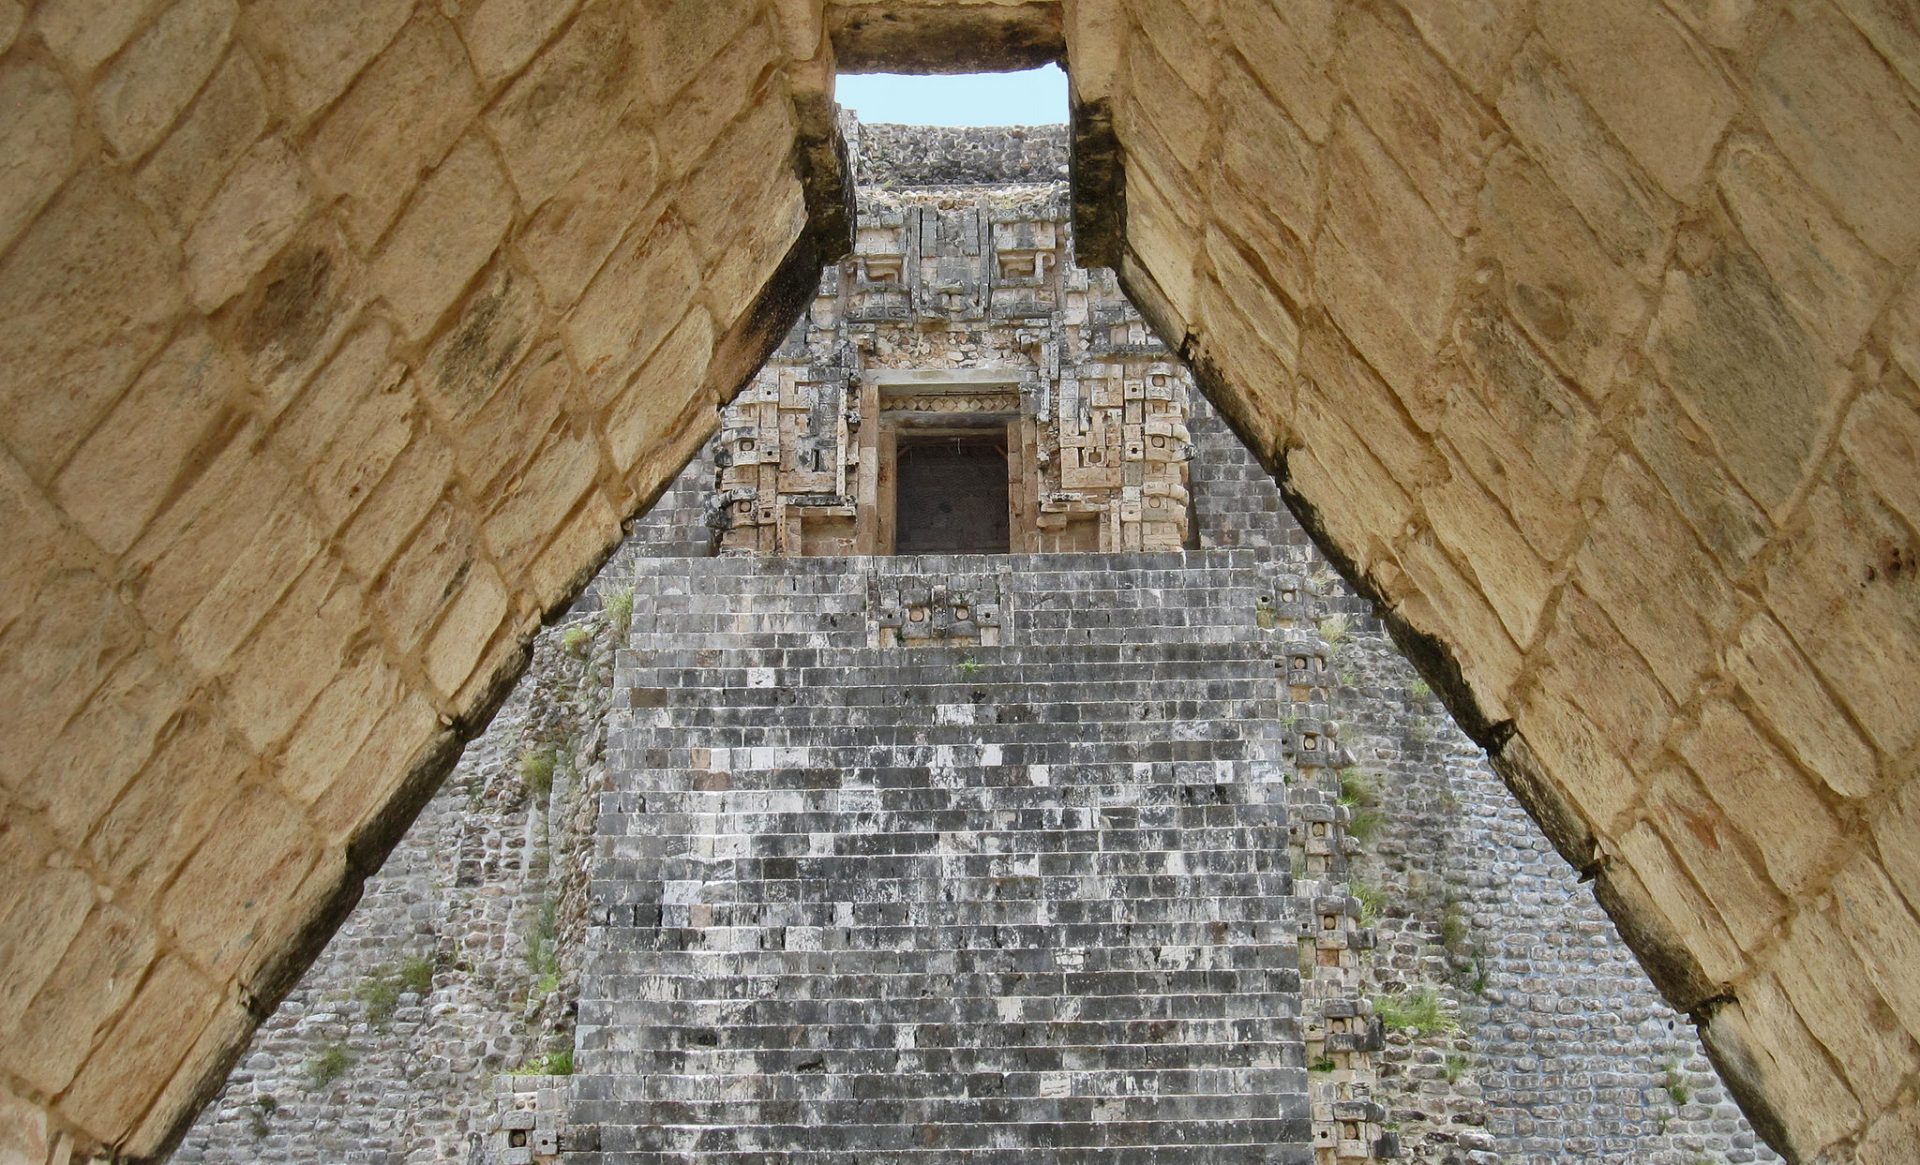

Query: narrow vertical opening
[[893, 434, 1011, 554]]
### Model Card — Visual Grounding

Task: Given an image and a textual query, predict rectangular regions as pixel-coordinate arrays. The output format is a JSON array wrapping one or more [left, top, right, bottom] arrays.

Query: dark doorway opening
[[894, 435, 1011, 555]]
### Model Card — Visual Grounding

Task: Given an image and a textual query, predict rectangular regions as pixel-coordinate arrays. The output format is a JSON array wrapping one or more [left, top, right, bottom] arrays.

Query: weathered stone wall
[[1065, 2, 1920, 1158]]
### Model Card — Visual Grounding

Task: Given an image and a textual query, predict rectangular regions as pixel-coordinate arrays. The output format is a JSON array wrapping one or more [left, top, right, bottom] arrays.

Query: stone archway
[[0, 3, 1914, 1161]]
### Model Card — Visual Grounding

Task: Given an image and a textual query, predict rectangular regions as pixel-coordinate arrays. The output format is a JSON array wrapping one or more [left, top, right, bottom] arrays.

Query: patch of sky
[[835, 65, 1068, 126]]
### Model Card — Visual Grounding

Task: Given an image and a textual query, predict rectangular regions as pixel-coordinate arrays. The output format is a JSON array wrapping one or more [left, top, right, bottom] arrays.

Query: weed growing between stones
[[604, 585, 635, 638], [1317, 612, 1352, 649], [247, 1096, 276, 1138], [511, 1049, 575, 1076], [1408, 677, 1431, 701], [1353, 880, 1385, 926], [1309, 1055, 1337, 1073], [958, 654, 981, 678], [520, 747, 557, 799], [307, 1044, 350, 1089], [1374, 988, 1458, 1035], [1338, 768, 1385, 841], [524, 896, 561, 995], [561, 624, 592, 657], [1444, 1053, 1470, 1084], [1664, 1061, 1691, 1106]]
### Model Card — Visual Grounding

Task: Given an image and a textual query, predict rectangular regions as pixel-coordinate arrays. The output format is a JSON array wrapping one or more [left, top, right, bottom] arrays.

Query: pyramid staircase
[[572, 550, 1310, 1164]]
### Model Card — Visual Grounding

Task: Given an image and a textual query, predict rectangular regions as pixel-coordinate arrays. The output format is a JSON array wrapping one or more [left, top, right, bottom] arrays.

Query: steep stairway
[[573, 551, 1309, 1164]]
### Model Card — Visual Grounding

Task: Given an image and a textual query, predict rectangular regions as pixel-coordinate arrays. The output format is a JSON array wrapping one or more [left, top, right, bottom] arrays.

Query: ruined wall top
[[847, 118, 1070, 189]]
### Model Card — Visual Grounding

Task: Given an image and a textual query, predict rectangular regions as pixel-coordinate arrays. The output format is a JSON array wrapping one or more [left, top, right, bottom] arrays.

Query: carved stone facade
[[713, 156, 1192, 557]]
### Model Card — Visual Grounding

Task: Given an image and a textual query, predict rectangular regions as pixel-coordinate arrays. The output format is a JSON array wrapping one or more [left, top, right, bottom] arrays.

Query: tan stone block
[[768, 0, 824, 60], [1212, 64, 1314, 305], [1841, 377, 1920, 532], [6, 904, 155, 1095], [1475, 145, 1643, 399], [0, 172, 183, 480], [1400, 0, 1529, 93], [1875, 776, 1920, 915], [1612, 820, 1746, 986], [1642, 766, 1789, 952], [1720, 134, 1892, 359], [424, 558, 511, 697], [1650, 231, 1842, 517], [422, 263, 545, 426], [222, 556, 363, 752], [1451, 305, 1602, 491], [513, 111, 663, 311], [0, 569, 144, 787], [1830, 857, 1920, 1044], [482, 416, 602, 579], [0, 856, 93, 1034], [57, 956, 222, 1142], [1423, 452, 1552, 645], [36, 2, 165, 72], [651, 19, 777, 184], [92, 0, 236, 160], [1496, 37, 1674, 273], [637, 0, 759, 106], [1202, 229, 1299, 371], [485, 0, 649, 207], [458, 0, 583, 85], [678, 103, 806, 317], [1343, 2, 1498, 238], [0, 59, 77, 254], [242, 0, 413, 122], [1627, 381, 1771, 574], [0, 1085, 51, 1165], [1387, 532, 1523, 716], [1663, 0, 1764, 52], [273, 319, 402, 468], [1840, 0, 1920, 93], [0, 0, 19, 50], [30, 649, 189, 852], [1220, 0, 1334, 142], [231, 219, 373, 415], [566, 201, 702, 395], [52, 328, 245, 556], [123, 423, 280, 632], [133, 51, 268, 229], [0, 450, 90, 634], [339, 428, 456, 580], [160, 783, 317, 977], [1283, 404, 1418, 581], [1765, 460, 1920, 759], [276, 639, 410, 807], [1858, 1100, 1920, 1165], [1573, 451, 1738, 699], [302, 361, 417, 528], [373, 497, 483, 653], [452, 343, 570, 498], [306, 16, 481, 251], [1701, 976, 1866, 1158], [370, 133, 514, 340], [1723, 613, 1877, 801], [1516, 587, 1667, 830], [1772, 905, 1917, 1111], [1124, 18, 1209, 177], [172, 491, 321, 674], [123, 988, 253, 1159], [1678, 701, 1843, 896], [1754, 0, 1920, 264], [1438, 387, 1584, 562], [311, 697, 443, 845], [606, 309, 715, 474], [183, 136, 312, 311], [86, 707, 245, 904], [1122, 143, 1203, 326], [1537, 0, 1736, 198], [527, 488, 623, 608]]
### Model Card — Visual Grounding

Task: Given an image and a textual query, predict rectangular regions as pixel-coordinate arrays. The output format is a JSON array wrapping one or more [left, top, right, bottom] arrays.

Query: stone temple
[[174, 122, 1779, 1165], [3, 4, 1919, 1162]]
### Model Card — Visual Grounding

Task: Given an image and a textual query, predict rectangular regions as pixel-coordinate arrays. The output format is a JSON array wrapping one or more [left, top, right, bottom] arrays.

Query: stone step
[[583, 920, 1294, 949], [588, 1113, 1309, 1154], [596, 1065, 1305, 1103]]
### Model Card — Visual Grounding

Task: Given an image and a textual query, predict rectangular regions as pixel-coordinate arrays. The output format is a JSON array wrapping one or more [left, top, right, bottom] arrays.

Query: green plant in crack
[[1309, 1054, 1337, 1073], [958, 655, 982, 679], [561, 623, 592, 657], [520, 746, 557, 799], [1317, 612, 1352, 649], [1338, 768, 1385, 842], [603, 584, 635, 638], [510, 1048, 575, 1076], [307, 1043, 350, 1089], [1664, 1061, 1691, 1106], [1352, 880, 1386, 927], [1373, 987, 1459, 1035], [1443, 1053, 1470, 1084], [524, 896, 562, 994]]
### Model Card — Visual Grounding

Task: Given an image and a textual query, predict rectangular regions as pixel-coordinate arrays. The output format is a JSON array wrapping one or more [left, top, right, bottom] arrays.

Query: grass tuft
[[603, 585, 635, 638], [307, 1044, 350, 1088], [520, 747, 557, 798], [1374, 987, 1459, 1035]]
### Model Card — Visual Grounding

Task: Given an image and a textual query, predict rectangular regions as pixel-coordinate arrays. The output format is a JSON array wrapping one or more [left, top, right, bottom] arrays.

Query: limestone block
[[1717, 135, 1891, 359], [58, 956, 223, 1143], [486, 0, 648, 208], [525, 487, 622, 608], [339, 424, 457, 581], [1627, 382, 1770, 573], [454, 344, 571, 498], [1763, 459, 1920, 759], [171, 489, 321, 674], [309, 688, 441, 845], [423, 264, 546, 427], [134, 52, 268, 230], [0, 449, 89, 635], [1399, 0, 1530, 94], [0, 569, 145, 789], [1841, 0, 1920, 93], [374, 499, 485, 654], [1537, 0, 1735, 198], [1495, 37, 1674, 274], [1219, 0, 1335, 142], [0, 59, 76, 255], [482, 417, 602, 581], [122, 423, 282, 633], [1677, 702, 1841, 898], [458, 0, 584, 85], [273, 320, 402, 471], [1422, 453, 1551, 646], [652, 20, 776, 183], [1316, 110, 1458, 393], [0, 172, 183, 481], [1641, 766, 1788, 952], [512, 107, 662, 311], [424, 558, 512, 697], [1611, 820, 1745, 987], [1769, 906, 1916, 1111], [221, 555, 364, 753], [242, 0, 413, 121], [300, 356, 416, 528], [1571, 451, 1737, 699], [1701, 979, 1865, 1159], [1122, 160, 1201, 328], [276, 640, 412, 807], [1341, 2, 1498, 238], [1828, 857, 1920, 1046], [678, 92, 805, 312], [0, 853, 93, 1036], [126, 988, 253, 1158], [1124, 19, 1209, 176], [1840, 375, 1920, 532], [85, 709, 246, 905], [606, 308, 716, 474], [1474, 145, 1642, 398], [184, 137, 313, 311], [35, 0, 166, 71], [232, 220, 373, 414], [1437, 385, 1583, 563], [161, 784, 319, 978], [306, 16, 481, 252], [1451, 307, 1599, 492], [30, 648, 187, 850], [370, 133, 514, 340], [0, 0, 20, 49], [1874, 778, 1920, 916], [1753, 0, 1920, 264], [92, 0, 236, 161], [1722, 613, 1876, 802], [1384, 533, 1523, 718], [637, 0, 761, 107], [1212, 63, 1314, 304], [5, 904, 156, 1096], [566, 204, 701, 396]]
